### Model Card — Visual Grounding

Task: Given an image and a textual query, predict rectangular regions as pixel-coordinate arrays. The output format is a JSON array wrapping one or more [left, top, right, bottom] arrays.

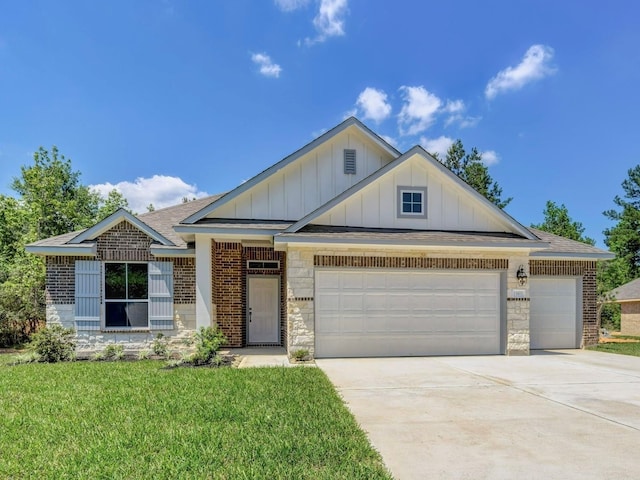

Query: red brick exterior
[[529, 260, 598, 347], [45, 221, 195, 305], [315, 255, 508, 269], [211, 241, 286, 348]]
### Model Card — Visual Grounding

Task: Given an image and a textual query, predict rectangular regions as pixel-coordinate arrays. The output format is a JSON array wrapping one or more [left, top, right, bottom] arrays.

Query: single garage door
[[315, 269, 502, 358], [530, 277, 581, 349]]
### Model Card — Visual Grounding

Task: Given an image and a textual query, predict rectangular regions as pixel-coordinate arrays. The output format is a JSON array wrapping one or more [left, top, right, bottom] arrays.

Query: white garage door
[[530, 277, 581, 349], [315, 269, 502, 358]]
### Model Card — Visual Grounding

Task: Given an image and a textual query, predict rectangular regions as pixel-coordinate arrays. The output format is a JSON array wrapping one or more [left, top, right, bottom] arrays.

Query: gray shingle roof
[[528, 228, 613, 258], [611, 278, 640, 301]]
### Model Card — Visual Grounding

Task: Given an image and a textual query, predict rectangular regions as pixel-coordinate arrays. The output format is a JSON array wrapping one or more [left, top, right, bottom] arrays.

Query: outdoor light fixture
[[516, 265, 528, 286]]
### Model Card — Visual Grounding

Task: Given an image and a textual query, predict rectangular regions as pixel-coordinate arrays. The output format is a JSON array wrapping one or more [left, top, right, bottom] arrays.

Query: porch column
[[195, 234, 212, 329]]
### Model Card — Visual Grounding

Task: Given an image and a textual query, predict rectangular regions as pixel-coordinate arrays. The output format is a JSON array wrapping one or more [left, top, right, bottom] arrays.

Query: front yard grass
[[590, 340, 640, 357], [0, 360, 391, 479]]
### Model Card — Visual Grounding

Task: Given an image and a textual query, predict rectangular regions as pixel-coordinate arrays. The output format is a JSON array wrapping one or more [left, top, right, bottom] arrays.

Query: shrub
[[104, 344, 125, 361], [189, 326, 226, 365], [152, 333, 169, 358], [137, 349, 151, 360], [29, 324, 76, 362], [291, 348, 310, 361]]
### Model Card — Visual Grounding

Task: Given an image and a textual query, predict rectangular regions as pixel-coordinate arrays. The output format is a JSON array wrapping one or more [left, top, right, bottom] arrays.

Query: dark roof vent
[[344, 149, 356, 174]]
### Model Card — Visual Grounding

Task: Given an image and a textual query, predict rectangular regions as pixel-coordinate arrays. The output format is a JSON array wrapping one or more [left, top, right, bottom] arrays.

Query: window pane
[[105, 264, 126, 299], [412, 203, 422, 213], [402, 192, 412, 202], [128, 264, 148, 299], [412, 192, 422, 203], [127, 302, 148, 328], [106, 302, 128, 327], [402, 202, 412, 213]]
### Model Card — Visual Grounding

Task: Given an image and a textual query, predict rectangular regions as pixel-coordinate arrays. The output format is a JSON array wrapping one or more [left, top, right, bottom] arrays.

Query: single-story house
[[610, 278, 640, 335], [27, 117, 613, 357]]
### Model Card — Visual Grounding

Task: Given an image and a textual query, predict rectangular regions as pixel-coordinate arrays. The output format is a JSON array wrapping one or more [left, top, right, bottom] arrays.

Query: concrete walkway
[[317, 350, 640, 480], [227, 347, 291, 368]]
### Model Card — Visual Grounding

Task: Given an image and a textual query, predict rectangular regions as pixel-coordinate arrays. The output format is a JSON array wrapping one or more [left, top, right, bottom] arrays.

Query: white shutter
[[75, 260, 101, 331], [149, 261, 174, 330]]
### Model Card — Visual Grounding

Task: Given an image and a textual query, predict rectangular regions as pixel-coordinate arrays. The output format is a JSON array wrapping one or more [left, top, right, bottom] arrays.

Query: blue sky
[[1, 0, 639, 246]]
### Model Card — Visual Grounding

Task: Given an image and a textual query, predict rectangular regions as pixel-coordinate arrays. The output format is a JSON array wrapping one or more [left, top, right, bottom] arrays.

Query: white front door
[[248, 276, 280, 344]]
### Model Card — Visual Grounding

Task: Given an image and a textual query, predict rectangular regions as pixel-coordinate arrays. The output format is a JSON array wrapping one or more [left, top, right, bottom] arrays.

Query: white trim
[[397, 186, 427, 219], [69, 209, 174, 246], [195, 234, 212, 329], [530, 251, 614, 260], [181, 117, 400, 224], [149, 246, 195, 257], [26, 244, 97, 256], [285, 146, 537, 239]]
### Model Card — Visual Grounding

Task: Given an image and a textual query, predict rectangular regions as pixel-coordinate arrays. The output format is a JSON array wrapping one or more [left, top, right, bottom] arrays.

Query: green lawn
[[590, 340, 640, 357], [0, 359, 391, 479]]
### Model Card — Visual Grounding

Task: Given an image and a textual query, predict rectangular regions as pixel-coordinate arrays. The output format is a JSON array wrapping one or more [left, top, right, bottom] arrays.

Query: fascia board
[[25, 244, 97, 257], [181, 117, 400, 224], [69, 209, 174, 246]]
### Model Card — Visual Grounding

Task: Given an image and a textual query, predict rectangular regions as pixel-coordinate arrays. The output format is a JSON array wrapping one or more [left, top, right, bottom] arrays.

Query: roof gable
[[181, 117, 400, 224], [69, 209, 174, 246], [286, 146, 536, 239]]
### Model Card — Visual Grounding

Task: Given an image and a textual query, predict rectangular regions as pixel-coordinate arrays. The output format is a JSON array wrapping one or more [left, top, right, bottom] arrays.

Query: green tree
[[11, 146, 101, 239], [96, 189, 131, 221], [436, 140, 512, 209], [1, 146, 127, 345], [531, 201, 595, 245]]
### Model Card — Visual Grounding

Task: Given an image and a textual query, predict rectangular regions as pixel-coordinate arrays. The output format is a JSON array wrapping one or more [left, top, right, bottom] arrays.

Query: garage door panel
[[315, 270, 502, 357], [530, 278, 580, 349]]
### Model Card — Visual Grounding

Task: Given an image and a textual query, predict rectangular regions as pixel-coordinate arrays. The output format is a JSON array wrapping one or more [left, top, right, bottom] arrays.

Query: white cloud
[[356, 87, 392, 123], [420, 135, 454, 158], [274, 0, 310, 11], [251, 52, 282, 78], [398, 86, 442, 136], [481, 150, 499, 166], [305, 0, 348, 45], [485, 44, 556, 99], [91, 175, 209, 213]]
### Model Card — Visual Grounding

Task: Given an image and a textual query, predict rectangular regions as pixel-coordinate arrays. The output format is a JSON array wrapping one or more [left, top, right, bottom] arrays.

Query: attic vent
[[344, 149, 356, 174], [247, 261, 280, 270]]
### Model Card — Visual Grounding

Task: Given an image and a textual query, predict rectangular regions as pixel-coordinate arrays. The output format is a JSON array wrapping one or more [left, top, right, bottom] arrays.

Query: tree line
[[0, 142, 637, 344]]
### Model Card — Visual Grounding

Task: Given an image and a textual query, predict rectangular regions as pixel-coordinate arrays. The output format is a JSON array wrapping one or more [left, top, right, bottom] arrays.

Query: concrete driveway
[[317, 350, 640, 480]]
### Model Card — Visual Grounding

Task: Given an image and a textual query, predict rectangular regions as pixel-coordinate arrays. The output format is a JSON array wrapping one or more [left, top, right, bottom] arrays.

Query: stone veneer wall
[[211, 241, 286, 347], [621, 302, 640, 336], [287, 247, 530, 357], [529, 260, 598, 347], [44, 220, 196, 351]]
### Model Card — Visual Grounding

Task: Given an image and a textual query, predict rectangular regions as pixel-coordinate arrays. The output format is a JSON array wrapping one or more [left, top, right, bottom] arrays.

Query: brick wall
[[211, 241, 286, 348], [529, 260, 598, 347], [212, 241, 244, 347], [621, 302, 640, 336], [315, 255, 508, 269], [45, 220, 196, 306]]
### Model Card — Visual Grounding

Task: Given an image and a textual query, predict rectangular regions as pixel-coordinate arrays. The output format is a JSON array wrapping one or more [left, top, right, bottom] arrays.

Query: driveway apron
[[317, 351, 640, 480]]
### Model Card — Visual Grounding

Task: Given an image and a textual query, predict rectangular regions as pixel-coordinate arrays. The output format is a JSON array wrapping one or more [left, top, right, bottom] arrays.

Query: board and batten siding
[[210, 128, 395, 221], [313, 153, 509, 232]]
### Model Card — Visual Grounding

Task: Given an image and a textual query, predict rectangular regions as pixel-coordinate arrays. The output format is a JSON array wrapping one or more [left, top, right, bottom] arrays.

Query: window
[[397, 186, 428, 219], [104, 263, 149, 328], [344, 149, 356, 174], [247, 260, 280, 270]]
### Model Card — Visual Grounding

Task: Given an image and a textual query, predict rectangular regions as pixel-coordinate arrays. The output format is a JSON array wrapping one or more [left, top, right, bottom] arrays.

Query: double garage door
[[315, 269, 503, 358]]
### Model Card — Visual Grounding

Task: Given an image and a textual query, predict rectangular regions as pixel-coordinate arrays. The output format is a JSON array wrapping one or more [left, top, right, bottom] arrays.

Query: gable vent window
[[344, 149, 357, 174], [397, 186, 428, 219], [247, 261, 280, 270]]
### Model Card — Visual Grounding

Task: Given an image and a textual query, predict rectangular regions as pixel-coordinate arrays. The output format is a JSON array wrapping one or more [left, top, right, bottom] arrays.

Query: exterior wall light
[[516, 265, 528, 286]]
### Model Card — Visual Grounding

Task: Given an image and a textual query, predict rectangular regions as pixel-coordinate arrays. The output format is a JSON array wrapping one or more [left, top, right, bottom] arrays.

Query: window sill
[[101, 328, 151, 333]]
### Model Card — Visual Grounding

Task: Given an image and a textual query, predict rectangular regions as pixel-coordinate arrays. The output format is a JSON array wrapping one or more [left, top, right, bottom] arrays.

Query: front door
[[247, 276, 280, 344]]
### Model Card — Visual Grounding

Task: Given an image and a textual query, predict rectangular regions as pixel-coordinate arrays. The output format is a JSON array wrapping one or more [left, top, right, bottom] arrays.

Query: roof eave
[[149, 246, 195, 257], [181, 117, 400, 225], [274, 235, 548, 251], [25, 244, 97, 257], [530, 251, 615, 260]]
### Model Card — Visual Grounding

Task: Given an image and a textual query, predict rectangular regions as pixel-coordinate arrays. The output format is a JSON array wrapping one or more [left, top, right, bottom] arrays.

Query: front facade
[[28, 118, 612, 357]]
